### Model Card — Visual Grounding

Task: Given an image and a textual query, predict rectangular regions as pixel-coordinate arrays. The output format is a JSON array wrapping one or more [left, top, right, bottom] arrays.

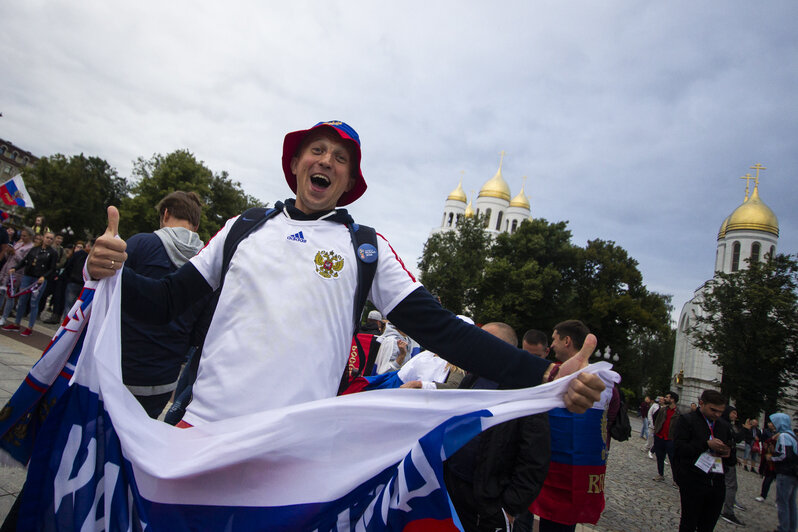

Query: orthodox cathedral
[[671, 164, 788, 408], [434, 153, 531, 235]]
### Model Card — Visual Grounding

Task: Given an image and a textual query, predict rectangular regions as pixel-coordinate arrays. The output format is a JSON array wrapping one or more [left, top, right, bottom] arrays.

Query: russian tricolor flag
[[1, 273, 619, 531], [0, 174, 35, 208]]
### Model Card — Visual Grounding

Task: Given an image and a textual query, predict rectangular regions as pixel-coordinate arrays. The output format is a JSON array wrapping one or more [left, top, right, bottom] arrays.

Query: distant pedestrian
[[770, 412, 798, 532], [743, 418, 763, 472], [640, 396, 652, 440], [646, 396, 661, 458], [719, 405, 746, 526], [755, 428, 778, 503], [652, 391, 680, 483]]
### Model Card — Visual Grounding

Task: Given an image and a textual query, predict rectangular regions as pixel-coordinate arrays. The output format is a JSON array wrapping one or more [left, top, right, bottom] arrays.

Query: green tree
[[689, 254, 798, 418], [418, 217, 674, 398], [571, 239, 673, 393], [21, 154, 129, 239], [418, 215, 493, 314], [118, 150, 264, 242], [476, 219, 579, 332]]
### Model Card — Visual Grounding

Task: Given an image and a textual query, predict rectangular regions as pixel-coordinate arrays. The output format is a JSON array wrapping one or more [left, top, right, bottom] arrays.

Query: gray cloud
[[2, 1, 796, 324]]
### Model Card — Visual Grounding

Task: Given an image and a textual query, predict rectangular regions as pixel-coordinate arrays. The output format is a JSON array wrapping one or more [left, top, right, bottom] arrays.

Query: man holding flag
[[3, 120, 608, 530], [87, 120, 605, 425]]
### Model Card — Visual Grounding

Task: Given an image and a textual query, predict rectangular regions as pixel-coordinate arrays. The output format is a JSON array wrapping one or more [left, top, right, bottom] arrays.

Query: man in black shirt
[[673, 389, 733, 532], [1, 231, 58, 336]]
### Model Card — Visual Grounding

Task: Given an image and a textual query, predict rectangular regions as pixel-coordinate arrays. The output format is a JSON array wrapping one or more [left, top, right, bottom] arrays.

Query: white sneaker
[[0, 317, 5, 326], [648, 451, 655, 459], [755, 496, 765, 502]]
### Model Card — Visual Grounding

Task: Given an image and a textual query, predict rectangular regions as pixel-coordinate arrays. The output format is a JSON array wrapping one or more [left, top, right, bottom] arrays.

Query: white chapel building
[[671, 165, 782, 407]]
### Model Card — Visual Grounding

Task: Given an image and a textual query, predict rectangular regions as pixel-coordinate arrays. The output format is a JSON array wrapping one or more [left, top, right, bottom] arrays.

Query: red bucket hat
[[282, 121, 367, 207]]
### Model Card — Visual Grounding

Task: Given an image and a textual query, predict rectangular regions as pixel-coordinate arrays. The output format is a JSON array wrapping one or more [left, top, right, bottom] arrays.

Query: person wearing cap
[[360, 309, 384, 335], [86, 120, 604, 426]]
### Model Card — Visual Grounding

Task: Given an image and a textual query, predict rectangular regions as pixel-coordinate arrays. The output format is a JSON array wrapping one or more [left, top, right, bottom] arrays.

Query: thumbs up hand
[[86, 206, 128, 280]]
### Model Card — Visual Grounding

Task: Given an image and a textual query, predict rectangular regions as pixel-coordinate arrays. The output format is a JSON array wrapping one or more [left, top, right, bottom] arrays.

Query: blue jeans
[[777, 474, 798, 532], [641, 419, 650, 439], [2, 276, 46, 329], [653, 436, 675, 477]]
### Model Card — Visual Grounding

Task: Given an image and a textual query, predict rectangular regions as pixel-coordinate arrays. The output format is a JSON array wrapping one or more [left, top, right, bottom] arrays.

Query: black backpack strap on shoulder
[[337, 222, 379, 394], [347, 222, 378, 334]]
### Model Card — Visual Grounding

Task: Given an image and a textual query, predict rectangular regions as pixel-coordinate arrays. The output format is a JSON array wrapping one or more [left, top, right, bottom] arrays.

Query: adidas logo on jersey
[[287, 231, 306, 243]]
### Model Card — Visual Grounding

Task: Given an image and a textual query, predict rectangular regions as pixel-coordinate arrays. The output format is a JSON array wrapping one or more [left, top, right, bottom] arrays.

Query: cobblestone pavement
[[0, 329, 786, 530], [595, 416, 779, 532]]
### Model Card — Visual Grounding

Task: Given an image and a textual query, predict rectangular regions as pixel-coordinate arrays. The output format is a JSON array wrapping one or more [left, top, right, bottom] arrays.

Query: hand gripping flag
[[0, 174, 35, 208], [2, 271, 620, 531]]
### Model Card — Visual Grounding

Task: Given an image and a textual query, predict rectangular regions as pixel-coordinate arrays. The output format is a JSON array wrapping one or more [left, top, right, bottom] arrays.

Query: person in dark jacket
[[652, 390, 681, 483], [673, 389, 733, 532], [444, 322, 550, 532], [61, 240, 90, 320], [121, 191, 205, 418], [0, 231, 58, 336], [719, 405, 746, 526]]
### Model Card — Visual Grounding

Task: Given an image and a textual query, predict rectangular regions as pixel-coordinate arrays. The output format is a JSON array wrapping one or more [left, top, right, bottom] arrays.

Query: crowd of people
[[0, 215, 91, 336], [639, 393, 798, 531]]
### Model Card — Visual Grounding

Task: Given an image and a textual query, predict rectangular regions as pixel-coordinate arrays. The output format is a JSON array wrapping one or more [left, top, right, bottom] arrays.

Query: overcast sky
[[2, 1, 796, 324]]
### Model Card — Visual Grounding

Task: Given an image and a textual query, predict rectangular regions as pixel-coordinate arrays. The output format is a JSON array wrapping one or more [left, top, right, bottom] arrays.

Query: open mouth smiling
[[310, 174, 331, 188]]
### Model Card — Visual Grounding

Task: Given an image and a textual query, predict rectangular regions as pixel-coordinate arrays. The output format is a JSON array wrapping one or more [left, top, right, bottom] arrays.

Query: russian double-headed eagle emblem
[[314, 250, 345, 279]]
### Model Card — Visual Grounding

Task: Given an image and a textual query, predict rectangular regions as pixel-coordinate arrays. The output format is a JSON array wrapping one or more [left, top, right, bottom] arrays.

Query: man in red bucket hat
[[86, 120, 605, 427]]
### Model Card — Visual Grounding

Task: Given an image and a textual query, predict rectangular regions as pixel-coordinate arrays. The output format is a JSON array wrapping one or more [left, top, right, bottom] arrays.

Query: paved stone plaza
[[0, 326, 784, 529]]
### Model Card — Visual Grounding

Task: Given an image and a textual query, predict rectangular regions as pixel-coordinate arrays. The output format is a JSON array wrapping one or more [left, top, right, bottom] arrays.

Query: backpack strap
[[336, 222, 378, 394]]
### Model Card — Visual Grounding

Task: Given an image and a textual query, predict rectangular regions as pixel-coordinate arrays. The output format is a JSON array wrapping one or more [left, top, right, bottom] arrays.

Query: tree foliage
[[21, 154, 129, 239], [418, 215, 493, 314], [118, 150, 264, 242], [418, 217, 674, 397], [689, 254, 798, 418]]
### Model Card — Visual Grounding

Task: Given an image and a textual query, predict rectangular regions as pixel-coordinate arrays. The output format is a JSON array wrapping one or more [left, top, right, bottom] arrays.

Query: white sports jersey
[[185, 211, 421, 424]]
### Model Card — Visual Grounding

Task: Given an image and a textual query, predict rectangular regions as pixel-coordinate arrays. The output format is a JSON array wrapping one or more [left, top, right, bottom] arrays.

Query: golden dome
[[479, 154, 511, 201], [464, 199, 475, 218], [447, 180, 467, 203], [717, 215, 730, 240], [725, 187, 779, 236], [509, 178, 530, 209]]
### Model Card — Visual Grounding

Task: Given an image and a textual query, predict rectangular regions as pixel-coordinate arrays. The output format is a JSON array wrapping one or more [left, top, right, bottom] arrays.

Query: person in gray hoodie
[[770, 412, 798, 532], [121, 191, 205, 418]]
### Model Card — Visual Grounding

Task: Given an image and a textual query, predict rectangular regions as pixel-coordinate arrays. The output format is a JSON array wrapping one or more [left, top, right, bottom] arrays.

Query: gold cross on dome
[[750, 163, 766, 187], [740, 173, 754, 200]]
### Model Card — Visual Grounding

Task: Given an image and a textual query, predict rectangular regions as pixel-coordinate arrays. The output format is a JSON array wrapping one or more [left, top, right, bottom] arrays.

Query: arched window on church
[[495, 211, 503, 231], [751, 242, 761, 264], [484, 208, 492, 228], [731, 241, 741, 272], [511, 220, 518, 233], [456, 214, 462, 226], [447, 213, 454, 227], [769, 245, 775, 259]]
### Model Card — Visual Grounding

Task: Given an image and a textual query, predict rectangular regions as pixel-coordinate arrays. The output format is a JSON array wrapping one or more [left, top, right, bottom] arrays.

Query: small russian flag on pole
[[0, 174, 35, 208]]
